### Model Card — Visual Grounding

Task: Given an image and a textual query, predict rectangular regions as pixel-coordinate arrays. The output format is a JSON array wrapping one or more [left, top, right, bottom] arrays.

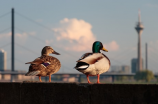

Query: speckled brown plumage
[[28, 55, 61, 76], [25, 46, 61, 82]]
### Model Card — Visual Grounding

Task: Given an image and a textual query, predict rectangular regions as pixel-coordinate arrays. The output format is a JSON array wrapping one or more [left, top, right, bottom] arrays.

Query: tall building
[[0, 49, 7, 70], [131, 58, 137, 73], [135, 10, 144, 71], [131, 58, 143, 73]]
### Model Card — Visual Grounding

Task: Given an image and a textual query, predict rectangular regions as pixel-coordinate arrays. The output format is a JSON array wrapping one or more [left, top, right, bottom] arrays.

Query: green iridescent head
[[92, 41, 108, 53]]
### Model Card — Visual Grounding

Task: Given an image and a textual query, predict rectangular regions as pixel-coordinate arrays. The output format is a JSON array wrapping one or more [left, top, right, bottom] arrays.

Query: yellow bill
[[102, 47, 108, 52]]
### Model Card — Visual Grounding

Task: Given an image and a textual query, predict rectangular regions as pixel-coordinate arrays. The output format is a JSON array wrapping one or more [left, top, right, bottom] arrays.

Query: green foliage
[[134, 70, 154, 82]]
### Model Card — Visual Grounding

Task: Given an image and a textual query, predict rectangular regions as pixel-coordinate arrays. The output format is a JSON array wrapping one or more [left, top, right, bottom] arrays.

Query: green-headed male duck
[[75, 41, 110, 84]]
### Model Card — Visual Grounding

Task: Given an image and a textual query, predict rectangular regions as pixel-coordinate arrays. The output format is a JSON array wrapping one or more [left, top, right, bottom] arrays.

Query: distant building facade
[[131, 58, 143, 73], [0, 49, 7, 70], [110, 66, 122, 72], [131, 58, 137, 73], [110, 65, 130, 74], [122, 66, 130, 73]]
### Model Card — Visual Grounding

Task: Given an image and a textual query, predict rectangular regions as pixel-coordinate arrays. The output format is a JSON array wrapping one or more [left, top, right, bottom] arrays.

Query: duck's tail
[[25, 71, 40, 76]]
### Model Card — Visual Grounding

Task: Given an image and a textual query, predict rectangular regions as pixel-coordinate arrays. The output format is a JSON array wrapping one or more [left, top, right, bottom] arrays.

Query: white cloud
[[0, 32, 11, 39], [16, 33, 27, 38], [53, 18, 96, 51], [104, 41, 119, 51], [15, 32, 28, 44], [16, 32, 37, 44], [0, 32, 36, 44]]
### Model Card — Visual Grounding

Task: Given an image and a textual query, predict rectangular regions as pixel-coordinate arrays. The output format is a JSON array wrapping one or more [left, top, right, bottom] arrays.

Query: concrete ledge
[[0, 83, 158, 104]]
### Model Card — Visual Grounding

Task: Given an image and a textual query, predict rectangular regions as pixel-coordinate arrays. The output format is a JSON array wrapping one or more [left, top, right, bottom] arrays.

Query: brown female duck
[[25, 46, 61, 82]]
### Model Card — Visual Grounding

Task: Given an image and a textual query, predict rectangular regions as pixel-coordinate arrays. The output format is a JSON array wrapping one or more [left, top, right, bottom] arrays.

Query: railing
[[0, 71, 136, 82], [1, 71, 158, 83]]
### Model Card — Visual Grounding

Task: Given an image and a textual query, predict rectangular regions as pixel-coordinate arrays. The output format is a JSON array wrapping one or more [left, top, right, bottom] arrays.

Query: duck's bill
[[102, 47, 108, 52], [52, 51, 60, 55]]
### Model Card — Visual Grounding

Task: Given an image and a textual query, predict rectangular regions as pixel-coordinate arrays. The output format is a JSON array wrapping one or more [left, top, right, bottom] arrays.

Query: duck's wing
[[75, 53, 104, 70], [75, 53, 91, 70], [25, 58, 44, 65], [36, 56, 61, 74], [77, 53, 103, 64], [25, 58, 44, 76], [75, 61, 90, 70], [77, 53, 92, 62]]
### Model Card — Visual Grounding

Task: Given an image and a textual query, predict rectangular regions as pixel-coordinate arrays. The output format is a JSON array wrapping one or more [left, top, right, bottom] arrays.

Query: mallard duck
[[75, 41, 110, 84], [25, 46, 61, 82]]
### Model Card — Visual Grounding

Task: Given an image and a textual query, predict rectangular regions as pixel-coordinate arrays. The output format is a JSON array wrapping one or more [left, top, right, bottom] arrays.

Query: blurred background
[[0, 0, 158, 83]]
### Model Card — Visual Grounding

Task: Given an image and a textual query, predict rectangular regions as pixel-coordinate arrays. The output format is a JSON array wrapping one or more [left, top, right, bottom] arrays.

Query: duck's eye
[[97, 45, 100, 48]]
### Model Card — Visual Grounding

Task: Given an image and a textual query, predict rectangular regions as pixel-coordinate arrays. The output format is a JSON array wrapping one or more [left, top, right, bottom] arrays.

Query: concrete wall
[[0, 82, 158, 104]]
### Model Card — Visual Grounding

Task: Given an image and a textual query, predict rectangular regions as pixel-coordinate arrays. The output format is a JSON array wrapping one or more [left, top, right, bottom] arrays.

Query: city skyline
[[0, 1, 158, 73]]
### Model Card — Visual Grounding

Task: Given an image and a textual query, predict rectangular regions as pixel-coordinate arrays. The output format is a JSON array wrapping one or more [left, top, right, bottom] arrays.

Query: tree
[[134, 70, 154, 82]]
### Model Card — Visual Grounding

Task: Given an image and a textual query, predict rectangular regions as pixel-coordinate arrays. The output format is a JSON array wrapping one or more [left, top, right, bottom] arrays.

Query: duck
[[25, 46, 61, 82], [74, 41, 110, 84]]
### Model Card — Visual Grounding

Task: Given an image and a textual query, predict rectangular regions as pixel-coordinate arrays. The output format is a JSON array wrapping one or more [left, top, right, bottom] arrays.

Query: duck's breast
[[94, 56, 110, 74], [43, 56, 61, 75]]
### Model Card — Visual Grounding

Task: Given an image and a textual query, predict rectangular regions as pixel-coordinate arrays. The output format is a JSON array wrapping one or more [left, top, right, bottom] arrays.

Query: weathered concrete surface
[[21, 83, 90, 104], [0, 83, 158, 104], [0, 83, 21, 104]]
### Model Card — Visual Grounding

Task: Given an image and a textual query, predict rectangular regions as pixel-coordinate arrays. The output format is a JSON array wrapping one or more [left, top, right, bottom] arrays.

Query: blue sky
[[0, 0, 158, 73]]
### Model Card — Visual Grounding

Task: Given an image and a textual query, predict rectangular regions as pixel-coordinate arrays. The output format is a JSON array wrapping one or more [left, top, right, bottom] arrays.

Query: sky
[[0, 0, 158, 73]]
